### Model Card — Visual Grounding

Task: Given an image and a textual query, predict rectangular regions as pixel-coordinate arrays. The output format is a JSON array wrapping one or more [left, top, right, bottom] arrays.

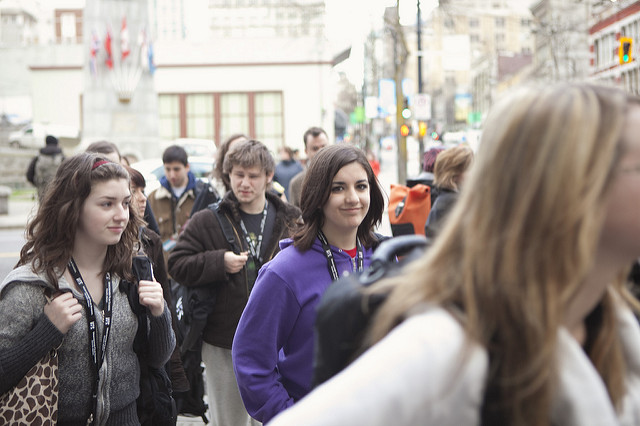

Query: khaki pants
[[201, 342, 261, 426]]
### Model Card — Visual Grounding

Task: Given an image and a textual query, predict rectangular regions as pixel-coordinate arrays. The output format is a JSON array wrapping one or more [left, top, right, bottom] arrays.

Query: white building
[[395, 0, 534, 128], [589, 0, 640, 94], [530, 0, 591, 82], [4, 0, 340, 159], [151, 0, 334, 154]]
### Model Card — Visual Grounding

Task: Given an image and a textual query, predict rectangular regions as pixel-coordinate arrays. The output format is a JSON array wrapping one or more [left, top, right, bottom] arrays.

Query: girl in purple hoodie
[[232, 144, 386, 423]]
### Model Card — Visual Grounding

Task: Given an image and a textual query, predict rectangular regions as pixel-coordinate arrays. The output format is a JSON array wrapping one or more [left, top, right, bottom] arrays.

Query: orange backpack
[[388, 183, 431, 236]]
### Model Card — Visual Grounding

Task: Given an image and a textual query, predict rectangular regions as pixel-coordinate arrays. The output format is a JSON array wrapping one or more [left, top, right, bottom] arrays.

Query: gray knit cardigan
[[0, 264, 176, 426]]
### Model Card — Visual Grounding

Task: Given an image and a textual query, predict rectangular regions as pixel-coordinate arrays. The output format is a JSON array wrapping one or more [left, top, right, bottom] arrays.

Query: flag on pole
[[105, 27, 113, 69], [90, 30, 100, 76], [121, 17, 130, 61], [138, 29, 148, 72], [148, 40, 155, 75]]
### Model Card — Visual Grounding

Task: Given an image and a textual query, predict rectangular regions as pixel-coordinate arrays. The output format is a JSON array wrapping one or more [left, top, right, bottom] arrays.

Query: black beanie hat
[[45, 135, 59, 145]]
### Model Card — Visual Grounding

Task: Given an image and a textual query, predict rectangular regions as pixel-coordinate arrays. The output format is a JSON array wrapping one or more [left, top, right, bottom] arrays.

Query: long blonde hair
[[368, 83, 640, 425]]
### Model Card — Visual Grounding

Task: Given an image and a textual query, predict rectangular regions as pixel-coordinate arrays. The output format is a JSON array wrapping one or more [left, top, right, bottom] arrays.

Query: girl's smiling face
[[76, 178, 131, 249], [321, 162, 370, 240]]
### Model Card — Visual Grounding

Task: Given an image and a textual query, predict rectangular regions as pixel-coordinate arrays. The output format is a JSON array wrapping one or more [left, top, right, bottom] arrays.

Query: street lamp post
[[392, 0, 408, 184], [417, 0, 425, 165]]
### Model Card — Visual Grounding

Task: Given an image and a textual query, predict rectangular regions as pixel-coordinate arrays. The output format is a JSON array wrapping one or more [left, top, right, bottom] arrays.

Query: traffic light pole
[[416, 0, 425, 164], [393, 0, 408, 185]]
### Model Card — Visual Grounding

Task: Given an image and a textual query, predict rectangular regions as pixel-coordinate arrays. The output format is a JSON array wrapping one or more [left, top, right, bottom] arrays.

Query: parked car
[[162, 138, 217, 158], [131, 156, 216, 195], [9, 123, 81, 149]]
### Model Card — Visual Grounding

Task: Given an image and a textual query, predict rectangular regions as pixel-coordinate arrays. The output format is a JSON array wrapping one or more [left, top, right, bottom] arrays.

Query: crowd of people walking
[[3, 82, 640, 426]]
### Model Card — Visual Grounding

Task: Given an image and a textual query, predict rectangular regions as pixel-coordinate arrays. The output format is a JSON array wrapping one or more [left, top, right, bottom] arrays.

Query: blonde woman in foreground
[[270, 83, 640, 426]]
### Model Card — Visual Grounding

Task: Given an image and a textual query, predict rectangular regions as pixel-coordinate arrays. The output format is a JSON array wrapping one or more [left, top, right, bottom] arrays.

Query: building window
[[220, 93, 249, 141], [159, 94, 181, 140], [254, 92, 283, 149], [55, 9, 82, 43], [60, 13, 76, 42], [495, 17, 505, 28], [159, 92, 284, 148], [186, 94, 215, 140], [469, 18, 479, 28]]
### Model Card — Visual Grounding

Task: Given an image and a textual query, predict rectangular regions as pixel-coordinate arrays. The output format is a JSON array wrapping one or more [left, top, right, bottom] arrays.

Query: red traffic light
[[400, 124, 410, 137]]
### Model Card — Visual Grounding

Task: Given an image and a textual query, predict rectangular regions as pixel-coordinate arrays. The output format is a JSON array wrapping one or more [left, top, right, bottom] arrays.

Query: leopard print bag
[[0, 344, 59, 425]]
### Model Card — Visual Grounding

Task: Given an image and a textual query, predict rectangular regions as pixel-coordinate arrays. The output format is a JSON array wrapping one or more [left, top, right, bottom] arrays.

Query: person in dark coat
[[274, 146, 303, 200], [26, 135, 65, 201], [425, 145, 474, 238], [125, 165, 189, 400], [168, 139, 300, 426]]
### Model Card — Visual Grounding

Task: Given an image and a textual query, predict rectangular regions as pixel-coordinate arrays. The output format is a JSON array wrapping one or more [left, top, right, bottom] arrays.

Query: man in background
[[274, 146, 303, 200], [148, 144, 219, 256], [288, 126, 330, 207], [169, 139, 300, 426], [26, 135, 65, 202]]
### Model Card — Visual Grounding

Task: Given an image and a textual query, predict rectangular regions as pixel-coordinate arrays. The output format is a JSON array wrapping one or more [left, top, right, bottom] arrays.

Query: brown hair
[[124, 165, 146, 189], [18, 152, 142, 287], [293, 144, 385, 251], [85, 140, 121, 160], [215, 133, 248, 192], [223, 139, 275, 177], [303, 126, 327, 148]]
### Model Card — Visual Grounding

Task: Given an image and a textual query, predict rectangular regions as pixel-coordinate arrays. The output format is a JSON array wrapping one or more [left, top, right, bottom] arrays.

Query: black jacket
[[168, 191, 300, 348], [425, 188, 458, 238]]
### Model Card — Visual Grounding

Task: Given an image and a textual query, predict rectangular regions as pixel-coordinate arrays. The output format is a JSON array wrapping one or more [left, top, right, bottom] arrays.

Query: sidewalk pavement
[[0, 196, 37, 230]]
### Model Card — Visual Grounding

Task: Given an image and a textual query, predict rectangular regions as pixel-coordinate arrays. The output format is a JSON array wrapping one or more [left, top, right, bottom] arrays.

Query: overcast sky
[[326, 0, 438, 88], [325, 0, 438, 49]]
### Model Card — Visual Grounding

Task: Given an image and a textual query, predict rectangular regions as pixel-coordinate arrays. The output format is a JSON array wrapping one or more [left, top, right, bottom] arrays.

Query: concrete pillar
[[0, 186, 11, 215]]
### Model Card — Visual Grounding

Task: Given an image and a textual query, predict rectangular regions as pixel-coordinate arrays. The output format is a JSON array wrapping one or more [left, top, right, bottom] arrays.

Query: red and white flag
[[105, 27, 113, 69], [138, 29, 148, 71], [120, 17, 130, 61], [89, 30, 100, 75]]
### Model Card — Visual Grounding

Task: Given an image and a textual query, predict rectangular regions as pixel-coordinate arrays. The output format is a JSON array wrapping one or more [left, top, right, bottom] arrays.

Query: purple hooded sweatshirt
[[232, 236, 375, 424]]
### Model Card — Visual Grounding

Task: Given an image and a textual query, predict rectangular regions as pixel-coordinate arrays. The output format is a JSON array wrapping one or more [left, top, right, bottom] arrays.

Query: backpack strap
[[372, 232, 392, 251], [190, 179, 221, 216], [208, 201, 242, 253]]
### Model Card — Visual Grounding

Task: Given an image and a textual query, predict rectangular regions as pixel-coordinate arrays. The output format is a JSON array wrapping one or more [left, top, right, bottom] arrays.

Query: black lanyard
[[239, 200, 268, 263], [317, 230, 363, 281], [67, 258, 113, 425]]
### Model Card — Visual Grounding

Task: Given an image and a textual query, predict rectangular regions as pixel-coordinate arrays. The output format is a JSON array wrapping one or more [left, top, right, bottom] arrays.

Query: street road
[[0, 229, 24, 281]]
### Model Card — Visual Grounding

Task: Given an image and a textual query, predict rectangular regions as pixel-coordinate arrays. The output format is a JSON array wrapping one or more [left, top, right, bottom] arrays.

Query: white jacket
[[271, 305, 640, 426]]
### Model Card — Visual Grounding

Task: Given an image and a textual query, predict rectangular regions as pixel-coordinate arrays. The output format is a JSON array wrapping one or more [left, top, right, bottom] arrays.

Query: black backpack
[[122, 255, 178, 426], [312, 235, 430, 387], [190, 179, 221, 216], [172, 201, 240, 354], [170, 201, 240, 423]]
